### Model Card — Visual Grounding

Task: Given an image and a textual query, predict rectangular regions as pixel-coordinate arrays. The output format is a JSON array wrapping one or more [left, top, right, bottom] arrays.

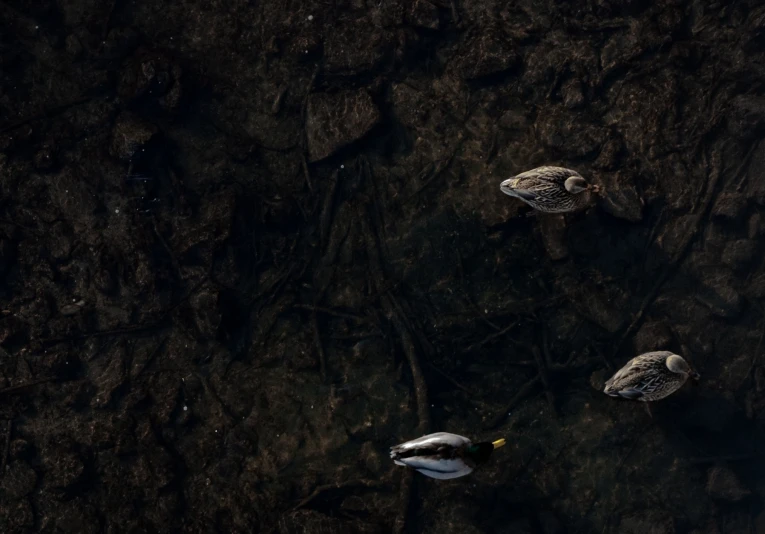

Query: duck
[[499, 166, 600, 213], [604, 351, 700, 410], [389, 432, 506, 480]]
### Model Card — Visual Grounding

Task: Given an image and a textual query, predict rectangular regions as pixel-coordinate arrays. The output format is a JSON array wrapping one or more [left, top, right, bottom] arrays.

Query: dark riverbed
[[2, 0, 765, 532]]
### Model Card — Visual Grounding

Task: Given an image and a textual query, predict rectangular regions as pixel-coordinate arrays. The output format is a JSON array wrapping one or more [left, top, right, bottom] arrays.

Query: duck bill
[[499, 179, 516, 196], [492, 438, 507, 449]]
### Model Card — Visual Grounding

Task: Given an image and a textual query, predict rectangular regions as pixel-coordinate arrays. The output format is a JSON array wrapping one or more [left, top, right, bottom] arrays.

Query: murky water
[[1, 0, 764, 532]]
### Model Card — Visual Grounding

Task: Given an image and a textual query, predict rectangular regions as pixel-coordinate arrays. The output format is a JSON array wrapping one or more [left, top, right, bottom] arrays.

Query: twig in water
[[385, 293, 430, 434], [319, 170, 339, 248], [393, 470, 413, 534], [293, 479, 382, 510], [485, 374, 541, 430], [312, 312, 326, 381], [425, 361, 473, 395], [294, 304, 366, 323], [0, 377, 57, 396], [533, 346, 558, 417]]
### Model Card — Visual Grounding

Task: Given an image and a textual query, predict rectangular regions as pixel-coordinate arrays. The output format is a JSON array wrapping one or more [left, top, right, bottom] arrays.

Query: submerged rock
[[682, 391, 740, 433], [695, 280, 742, 319], [633, 321, 673, 354], [561, 78, 585, 109], [721, 239, 757, 271], [407, 0, 440, 30], [617, 510, 675, 534], [706, 466, 750, 502], [557, 274, 626, 333], [452, 29, 518, 80], [306, 90, 381, 162], [538, 214, 569, 260], [729, 95, 765, 139], [324, 24, 390, 75], [597, 170, 644, 222], [0, 462, 37, 500], [749, 273, 765, 298], [712, 192, 748, 221], [110, 112, 157, 161]]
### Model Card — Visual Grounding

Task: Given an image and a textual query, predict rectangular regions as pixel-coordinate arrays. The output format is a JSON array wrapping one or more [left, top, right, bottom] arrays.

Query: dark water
[[1, 0, 765, 532]]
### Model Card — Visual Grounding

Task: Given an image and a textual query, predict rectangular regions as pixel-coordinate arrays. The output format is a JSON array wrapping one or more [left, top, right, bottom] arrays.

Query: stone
[[535, 110, 604, 159], [721, 239, 757, 271], [558, 274, 626, 333], [561, 78, 585, 109], [755, 511, 765, 534], [306, 90, 381, 162], [593, 137, 625, 170], [695, 280, 742, 319], [33, 145, 56, 171], [683, 391, 740, 433], [0, 462, 37, 500], [538, 511, 564, 534], [633, 321, 673, 354], [110, 112, 157, 161], [407, 0, 440, 30], [42, 448, 85, 490], [748, 213, 763, 238], [0, 498, 34, 531], [190, 290, 221, 339], [617, 510, 675, 534], [750, 273, 765, 298], [597, 170, 644, 222], [589, 369, 607, 391], [711, 192, 747, 221], [748, 145, 765, 205], [538, 214, 569, 260], [324, 25, 389, 74], [706, 465, 750, 502], [452, 29, 518, 80], [64, 34, 83, 58], [498, 109, 527, 131], [729, 95, 765, 140]]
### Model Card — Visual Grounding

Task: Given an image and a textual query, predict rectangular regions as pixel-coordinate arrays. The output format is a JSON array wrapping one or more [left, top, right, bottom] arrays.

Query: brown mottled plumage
[[499, 166, 599, 213], [604, 351, 700, 403]]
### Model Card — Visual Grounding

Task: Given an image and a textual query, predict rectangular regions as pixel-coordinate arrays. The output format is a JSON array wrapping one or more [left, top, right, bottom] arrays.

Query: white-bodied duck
[[390, 432, 506, 480]]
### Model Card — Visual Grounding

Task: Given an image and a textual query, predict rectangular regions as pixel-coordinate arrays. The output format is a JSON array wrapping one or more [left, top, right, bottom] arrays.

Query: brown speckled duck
[[604, 351, 700, 412], [500, 166, 600, 213]]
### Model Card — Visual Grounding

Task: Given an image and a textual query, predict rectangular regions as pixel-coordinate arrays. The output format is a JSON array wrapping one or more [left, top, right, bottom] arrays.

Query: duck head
[[564, 176, 600, 195], [666, 354, 700, 380]]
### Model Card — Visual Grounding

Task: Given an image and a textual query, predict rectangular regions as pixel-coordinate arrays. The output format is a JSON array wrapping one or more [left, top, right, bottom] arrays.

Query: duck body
[[499, 166, 599, 213], [389, 432, 506, 480], [604, 351, 700, 402]]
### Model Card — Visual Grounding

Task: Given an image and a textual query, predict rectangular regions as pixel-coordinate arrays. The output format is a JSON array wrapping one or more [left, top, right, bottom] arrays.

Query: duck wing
[[390, 432, 470, 459], [604, 351, 673, 397], [512, 166, 577, 185]]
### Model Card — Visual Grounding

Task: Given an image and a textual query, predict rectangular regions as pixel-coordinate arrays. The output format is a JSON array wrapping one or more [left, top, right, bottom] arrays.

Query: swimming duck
[[389, 432, 506, 480], [604, 351, 700, 405], [499, 166, 600, 213]]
